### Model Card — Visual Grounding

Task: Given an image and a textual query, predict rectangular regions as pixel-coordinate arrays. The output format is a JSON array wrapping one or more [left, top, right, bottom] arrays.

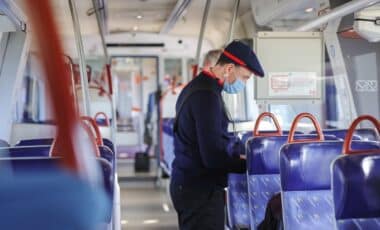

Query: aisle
[[120, 180, 178, 230]]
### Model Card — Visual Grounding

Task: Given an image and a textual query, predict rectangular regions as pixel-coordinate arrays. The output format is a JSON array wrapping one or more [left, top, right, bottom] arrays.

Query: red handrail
[[81, 116, 104, 146], [288, 113, 324, 143], [105, 64, 113, 95], [253, 112, 283, 136], [94, 112, 110, 127], [343, 115, 380, 154], [25, 0, 84, 172]]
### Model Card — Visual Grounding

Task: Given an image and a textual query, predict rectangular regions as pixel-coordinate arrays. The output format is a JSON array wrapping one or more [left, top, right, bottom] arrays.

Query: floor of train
[[120, 179, 179, 230]]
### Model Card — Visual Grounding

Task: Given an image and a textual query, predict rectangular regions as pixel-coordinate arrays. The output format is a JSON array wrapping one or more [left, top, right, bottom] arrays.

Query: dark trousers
[[170, 181, 225, 230]]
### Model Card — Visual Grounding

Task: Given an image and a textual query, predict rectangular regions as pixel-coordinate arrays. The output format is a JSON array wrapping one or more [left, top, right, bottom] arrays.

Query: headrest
[[247, 134, 339, 175], [332, 150, 380, 219], [281, 141, 380, 191], [0, 146, 51, 158], [0, 140, 9, 148], [310, 128, 379, 141], [16, 138, 54, 147]]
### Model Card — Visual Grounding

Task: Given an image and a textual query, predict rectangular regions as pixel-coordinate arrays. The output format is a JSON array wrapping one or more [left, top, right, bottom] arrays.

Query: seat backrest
[[280, 141, 378, 230], [16, 138, 54, 147], [0, 157, 113, 222], [246, 134, 338, 229], [0, 146, 51, 158], [311, 128, 379, 141], [0, 140, 10, 147], [332, 150, 380, 229], [14, 139, 114, 164], [0, 166, 109, 229]]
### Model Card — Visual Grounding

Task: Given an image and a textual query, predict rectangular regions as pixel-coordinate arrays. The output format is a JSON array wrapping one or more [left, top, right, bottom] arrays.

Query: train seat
[[0, 165, 109, 229], [227, 173, 250, 229], [332, 149, 380, 229], [280, 141, 378, 229], [0, 157, 113, 222], [246, 134, 338, 229], [310, 128, 379, 142], [241, 131, 303, 145], [0, 140, 10, 147], [16, 138, 116, 154]]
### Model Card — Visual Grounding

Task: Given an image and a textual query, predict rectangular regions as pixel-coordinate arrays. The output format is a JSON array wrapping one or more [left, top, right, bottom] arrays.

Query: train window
[[112, 56, 158, 121], [164, 58, 183, 89]]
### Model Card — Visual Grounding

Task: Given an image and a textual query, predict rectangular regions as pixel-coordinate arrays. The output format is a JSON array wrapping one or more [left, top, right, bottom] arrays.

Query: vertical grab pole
[[195, 0, 211, 75], [227, 0, 240, 43], [68, 0, 91, 116]]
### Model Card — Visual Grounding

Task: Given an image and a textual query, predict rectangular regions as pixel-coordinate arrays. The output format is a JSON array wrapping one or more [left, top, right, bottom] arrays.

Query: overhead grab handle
[[253, 112, 283, 136], [343, 115, 380, 154], [288, 113, 324, 143]]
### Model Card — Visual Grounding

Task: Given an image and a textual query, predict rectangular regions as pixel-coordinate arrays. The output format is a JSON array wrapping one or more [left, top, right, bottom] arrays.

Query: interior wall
[[339, 36, 380, 118]]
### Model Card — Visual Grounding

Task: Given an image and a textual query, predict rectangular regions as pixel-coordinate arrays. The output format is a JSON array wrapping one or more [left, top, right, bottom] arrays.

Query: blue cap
[[222, 40, 265, 77]]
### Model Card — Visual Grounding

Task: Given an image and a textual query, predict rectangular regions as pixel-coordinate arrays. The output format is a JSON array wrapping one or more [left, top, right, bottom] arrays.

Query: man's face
[[224, 64, 252, 84]]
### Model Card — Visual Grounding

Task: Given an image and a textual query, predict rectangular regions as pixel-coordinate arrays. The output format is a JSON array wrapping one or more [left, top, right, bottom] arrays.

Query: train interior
[[0, 0, 379, 229]]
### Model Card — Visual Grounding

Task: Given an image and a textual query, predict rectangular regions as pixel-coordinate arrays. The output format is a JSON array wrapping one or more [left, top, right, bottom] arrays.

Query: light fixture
[[143, 219, 159, 225], [133, 25, 139, 31], [305, 7, 314, 13], [162, 203, 170, 212], [121, 220, 128, 225], [136, 14, 143, 20]]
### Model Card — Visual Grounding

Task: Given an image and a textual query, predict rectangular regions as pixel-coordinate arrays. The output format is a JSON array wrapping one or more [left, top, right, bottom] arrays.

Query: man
[[170, 40, 265, 230], [202, 49, 223, 72]]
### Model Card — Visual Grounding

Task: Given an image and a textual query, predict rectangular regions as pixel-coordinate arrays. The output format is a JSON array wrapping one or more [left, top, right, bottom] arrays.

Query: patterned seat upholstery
[[332, 145, 380, 230], [280, 141, 379, 230], [227, 173, 250, 229], [246, 134, 336, 229]]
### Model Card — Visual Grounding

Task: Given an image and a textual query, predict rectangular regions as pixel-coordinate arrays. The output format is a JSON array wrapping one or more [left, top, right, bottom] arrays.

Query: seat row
[[0, 117, 116, 224], [226, 113, 380, 230]]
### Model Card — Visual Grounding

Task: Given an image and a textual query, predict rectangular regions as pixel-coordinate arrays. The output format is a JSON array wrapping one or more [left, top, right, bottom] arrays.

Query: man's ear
[[224, 64, 234, 74]]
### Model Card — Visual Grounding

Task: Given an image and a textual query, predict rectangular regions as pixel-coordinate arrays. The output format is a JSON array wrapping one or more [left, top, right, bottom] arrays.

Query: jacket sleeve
[[191, 91, 246, 173]]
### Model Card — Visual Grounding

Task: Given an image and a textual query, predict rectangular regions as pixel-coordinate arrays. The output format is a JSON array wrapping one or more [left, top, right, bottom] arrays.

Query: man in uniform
[[170, 40, 265, 230]]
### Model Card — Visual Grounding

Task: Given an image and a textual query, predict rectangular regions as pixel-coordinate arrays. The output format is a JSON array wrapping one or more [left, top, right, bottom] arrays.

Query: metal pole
[[91, 0, 109, 61], [294, 0, 380, 31], [68, 0, 91, 116], [91, 0, 117, 147], [227, 0, 240, 43], [195, 0, 211, 67]]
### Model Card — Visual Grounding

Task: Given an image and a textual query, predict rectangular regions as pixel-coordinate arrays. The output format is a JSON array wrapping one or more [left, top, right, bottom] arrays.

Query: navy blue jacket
[[172, 71, 246, 191]]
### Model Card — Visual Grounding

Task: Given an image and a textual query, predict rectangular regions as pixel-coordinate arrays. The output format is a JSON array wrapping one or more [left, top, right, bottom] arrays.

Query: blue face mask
[[223, 78, 245, 94]]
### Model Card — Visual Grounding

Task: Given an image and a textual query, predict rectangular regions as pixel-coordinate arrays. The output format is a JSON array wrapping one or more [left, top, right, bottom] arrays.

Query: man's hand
[[226, 137, 245, 158]]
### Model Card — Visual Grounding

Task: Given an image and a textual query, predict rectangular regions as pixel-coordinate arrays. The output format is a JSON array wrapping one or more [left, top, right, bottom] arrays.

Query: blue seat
[[332, 149, 380, 229], [241, 131, 303, 145], [16, 138, 116, 154], [311, 129, 379, 142], [0, 140, 9, 147], [280, 141, 379, 230], [0, 168, 109, 229], [0, 157, 113, 223], [246, 134, 337, 229], [227, 173, 250, 229], [0, 146, 51, 158]]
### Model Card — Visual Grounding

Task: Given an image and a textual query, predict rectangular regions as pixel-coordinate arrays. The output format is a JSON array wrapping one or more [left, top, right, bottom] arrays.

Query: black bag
[[134, 151, 150, 172]]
